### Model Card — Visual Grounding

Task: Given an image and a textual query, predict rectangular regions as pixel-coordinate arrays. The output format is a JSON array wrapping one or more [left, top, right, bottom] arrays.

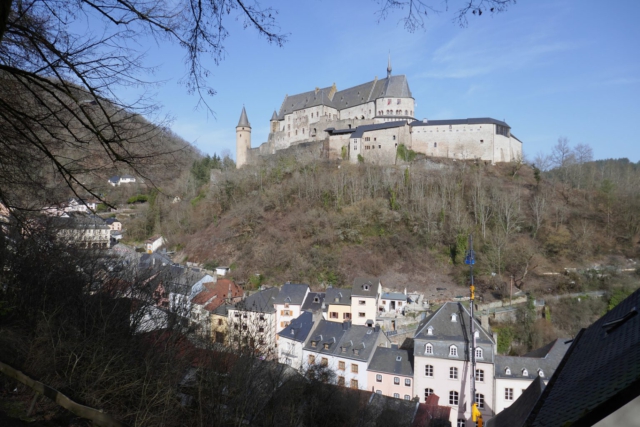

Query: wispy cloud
[[418, 25, 576, 79]]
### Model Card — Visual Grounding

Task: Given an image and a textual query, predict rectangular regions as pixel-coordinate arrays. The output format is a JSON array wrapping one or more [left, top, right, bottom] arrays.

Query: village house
[[210, 303, 234, 345], [379, 290, 407, 315], [300, 292, 326, 316], [493, 338, 570, 414], [145, 235, 165, 253], [367, 344, 414, 401], [302, 319, 389, 390], [274, 283, 310, 333], [351, 277, 382, 327], [413, 302, 496, 427], [325, 287, 352, 323], [228, 287, 280, 357], [105, 217, 122, 231], [277, 311, 315, 370], [107, 174, 137, 186], [50, 212, 111, 248], [190, 279, 243, 338]]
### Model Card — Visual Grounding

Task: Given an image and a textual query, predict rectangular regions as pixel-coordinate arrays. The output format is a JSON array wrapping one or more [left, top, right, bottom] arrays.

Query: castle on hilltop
[[236, 58, 522, 167]]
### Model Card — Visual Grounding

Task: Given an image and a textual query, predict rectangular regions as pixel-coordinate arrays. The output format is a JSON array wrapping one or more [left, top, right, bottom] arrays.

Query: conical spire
[[237, 106, 251, 127], [270, 110, 277, 121], [387, 52, 392, 78]]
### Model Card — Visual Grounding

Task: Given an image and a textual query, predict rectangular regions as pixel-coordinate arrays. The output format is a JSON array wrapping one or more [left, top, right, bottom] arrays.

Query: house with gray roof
[[301, 292, 326, 315], [493, 338, 570, 414], [273, 283, 310, 333], [228, 287, 280, 358], [413, 302, 496, 427], [351, 277, 382, 327], [367, 344, 415, 401], [302, 319, 389, 391], [277, 311, 315, 369], [326, 287, 352, 324]]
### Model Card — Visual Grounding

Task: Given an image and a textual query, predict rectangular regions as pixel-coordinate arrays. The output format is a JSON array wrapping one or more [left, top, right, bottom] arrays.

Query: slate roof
[[139, 252, 173, 269], [335, 323, 385, 363], [108, 176, 120, 183], [237, 106, 250, 127], [413, 302, 495, 361], [486, 377, 545, 427], [494, 338, 570, 380], [304, 319, 386, 363], [349, 121, 408, 139], [277, 311, 315, 343], [301, 292, 326, 313], [104, 218, 120, 225], [212, 303, 233, 316], [410, 118, 510, 128], [161, 266, 208, 295], [273, 283, 309, 305], [275, 75, 413, 120], [368, 345, 414, 377], [352, 277, 381, 298], [303, 319, 347, 355], [326, 287, 351, 306], [525, 288, 640, 427], [49, 213, 109, 230], [235, 287, 279, 313], [382, 292, 407, 301]]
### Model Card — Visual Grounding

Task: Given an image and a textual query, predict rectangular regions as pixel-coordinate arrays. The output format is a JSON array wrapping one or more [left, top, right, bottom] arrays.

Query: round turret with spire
[[236, 106, 251, 168]]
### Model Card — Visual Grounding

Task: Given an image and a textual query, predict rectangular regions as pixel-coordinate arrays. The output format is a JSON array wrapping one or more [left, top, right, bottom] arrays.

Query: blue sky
[[129, 0, 640, 162]]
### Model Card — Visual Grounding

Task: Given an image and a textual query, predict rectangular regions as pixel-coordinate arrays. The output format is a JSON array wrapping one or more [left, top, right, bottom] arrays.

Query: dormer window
[[334, 297, 339, 303], [396, 356, 402, 362], [451, 313, 457, 322], [354, 349, 360, 356], [474, 331, 479, 338], [425, 343, 433, 355], [538, 369, 544, 378], [475, 348, 483, 359], [505, 367, 511, 375], [341, 347, 346, 353], [364, 285, 370, 291], [449, 345, 458, 357], [314, 297, 319, 303], [324, 343, 330, 350], [311, 341, 318, 348], [427, 326, 434, 335], [290, 329, 295, 335], [522, 369, 528, 376], [284, 302, 290, 308]]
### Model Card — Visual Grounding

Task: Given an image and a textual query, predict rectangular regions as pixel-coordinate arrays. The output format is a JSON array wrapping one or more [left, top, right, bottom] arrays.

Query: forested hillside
[[143, 152, 639, 299]]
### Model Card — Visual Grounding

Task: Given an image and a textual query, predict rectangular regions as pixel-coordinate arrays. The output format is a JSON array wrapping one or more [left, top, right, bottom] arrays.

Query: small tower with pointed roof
[[270, 110, 278, 133], [236, 106, 251, 168]]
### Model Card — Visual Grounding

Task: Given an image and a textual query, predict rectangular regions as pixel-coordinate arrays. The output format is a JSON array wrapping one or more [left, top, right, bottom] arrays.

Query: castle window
[[434, 143, 437, 148], [393, 135, 396, 140]]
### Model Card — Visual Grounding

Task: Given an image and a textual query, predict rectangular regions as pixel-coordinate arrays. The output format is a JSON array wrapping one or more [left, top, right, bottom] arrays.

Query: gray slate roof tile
[[273, 283, 309, 305]]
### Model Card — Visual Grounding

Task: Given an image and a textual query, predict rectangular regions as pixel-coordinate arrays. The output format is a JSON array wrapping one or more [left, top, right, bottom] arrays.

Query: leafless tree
[[376, 0, 515, 31]]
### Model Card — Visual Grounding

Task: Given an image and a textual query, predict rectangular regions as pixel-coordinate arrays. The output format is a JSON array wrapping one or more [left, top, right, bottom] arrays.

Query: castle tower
[[236, 106, 251, 168], [270, 110, 278, 133]]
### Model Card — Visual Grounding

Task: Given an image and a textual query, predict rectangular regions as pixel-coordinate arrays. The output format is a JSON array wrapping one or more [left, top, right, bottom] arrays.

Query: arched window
[[425, 388, 434, 400], [449, 391, 459, 406], [449, 345, 458, 357], [522, 369, 529, 376], [476, 347, 483, 359], [425, 343, 433, 354], [475, 393, 485, 409], [538, 369, 545, 377], [424, 365, 433, 377], [505, 367, 511, 375], [427, 326, 434, 335]]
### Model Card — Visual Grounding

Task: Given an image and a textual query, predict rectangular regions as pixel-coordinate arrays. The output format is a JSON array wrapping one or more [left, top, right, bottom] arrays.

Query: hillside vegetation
[[144, 153, 639, 300]]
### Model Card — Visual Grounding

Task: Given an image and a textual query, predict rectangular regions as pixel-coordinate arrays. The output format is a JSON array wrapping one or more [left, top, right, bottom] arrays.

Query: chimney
[[342, 320, 352, 330], [391, 343, 398, 350], [374, 324, 380, 332]]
